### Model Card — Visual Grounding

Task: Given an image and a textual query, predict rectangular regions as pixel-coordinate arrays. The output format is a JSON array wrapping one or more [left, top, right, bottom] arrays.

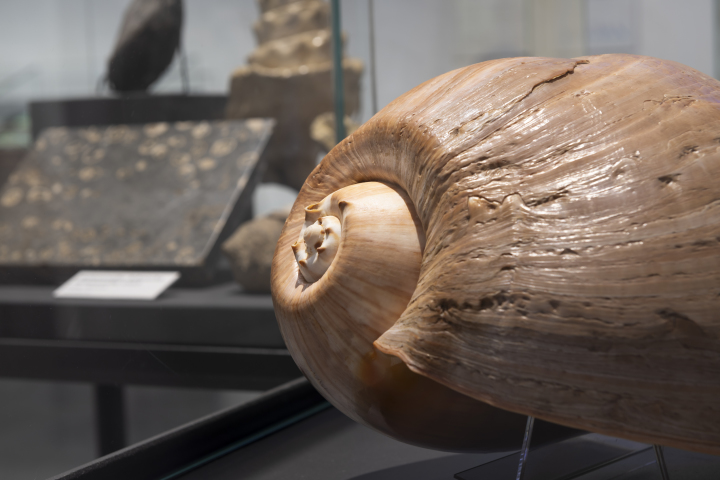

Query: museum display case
[[0, 1, 719, 479]]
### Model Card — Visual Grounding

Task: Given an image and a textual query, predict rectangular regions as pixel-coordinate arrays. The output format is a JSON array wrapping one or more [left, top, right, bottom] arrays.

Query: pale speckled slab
[[0, 119, 273, 268]]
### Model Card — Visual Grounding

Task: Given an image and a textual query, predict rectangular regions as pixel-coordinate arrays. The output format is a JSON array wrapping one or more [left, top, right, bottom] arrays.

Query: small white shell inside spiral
[[291, 196, 342, 282]]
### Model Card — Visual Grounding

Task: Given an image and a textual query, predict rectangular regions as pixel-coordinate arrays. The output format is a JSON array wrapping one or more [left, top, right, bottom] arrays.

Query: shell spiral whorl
[[271, 54, 720, 454], [291, 201, 342, 282], [273, 181, 533, 450]]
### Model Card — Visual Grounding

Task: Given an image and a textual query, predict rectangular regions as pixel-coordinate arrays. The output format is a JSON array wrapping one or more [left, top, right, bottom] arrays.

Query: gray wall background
[[2, 0, 716, 212], [0, 0, 716, 123]]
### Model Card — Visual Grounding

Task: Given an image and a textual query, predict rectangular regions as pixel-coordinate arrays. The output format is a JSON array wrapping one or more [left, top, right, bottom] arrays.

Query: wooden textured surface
[[272, 55, 720, 453], [0, 120, 272, 268]]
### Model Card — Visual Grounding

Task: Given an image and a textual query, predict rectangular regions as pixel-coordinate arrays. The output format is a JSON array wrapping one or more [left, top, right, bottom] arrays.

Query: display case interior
[[0, 1, 719, 479]]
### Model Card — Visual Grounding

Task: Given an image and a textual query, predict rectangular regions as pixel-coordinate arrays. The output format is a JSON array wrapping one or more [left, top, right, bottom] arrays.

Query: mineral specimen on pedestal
[[222, 208, 289, 293], [226, 0, 362, 191]]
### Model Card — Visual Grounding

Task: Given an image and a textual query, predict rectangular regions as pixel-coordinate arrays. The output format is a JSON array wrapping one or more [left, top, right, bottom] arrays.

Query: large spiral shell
[[271, 54, 720, 454]]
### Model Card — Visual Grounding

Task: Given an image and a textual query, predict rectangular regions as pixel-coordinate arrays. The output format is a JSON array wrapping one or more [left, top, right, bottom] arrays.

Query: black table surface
[[50, 379, 512, 480], [171, 413, 720, 480], [0, 282, 300, 390], [177, 407, 508, 480], [0, 282, 283, 347], [50, 379, 720, 480]]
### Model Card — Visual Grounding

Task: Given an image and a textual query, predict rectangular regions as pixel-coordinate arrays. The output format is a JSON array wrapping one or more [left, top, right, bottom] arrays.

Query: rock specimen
[[271, 55, 720, 454], [0, 120, 272, 269], [108, 0, 183, 92], [226, 0, 362, 191], [309, 112, 359, 152], [222, 208, 289, 293], [0, 149, 26, 188]]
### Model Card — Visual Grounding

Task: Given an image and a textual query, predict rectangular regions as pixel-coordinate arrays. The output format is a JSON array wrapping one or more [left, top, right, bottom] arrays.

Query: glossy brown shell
[[272, 54, 720, 454]]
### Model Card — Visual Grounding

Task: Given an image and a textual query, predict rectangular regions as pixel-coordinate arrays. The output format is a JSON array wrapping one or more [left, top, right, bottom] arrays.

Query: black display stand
[[455, 437, 720, 480], [29, 95, 228, 140], [49, 378, 326, 480], [0, 282, 300, 457], [1, 94, 294, 460], [47, 378, 720, 480], [456, 415, 655, 480]]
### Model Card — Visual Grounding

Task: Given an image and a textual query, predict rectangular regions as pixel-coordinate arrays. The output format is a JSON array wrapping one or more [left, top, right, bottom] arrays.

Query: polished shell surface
[[272, 54, 720, 454]]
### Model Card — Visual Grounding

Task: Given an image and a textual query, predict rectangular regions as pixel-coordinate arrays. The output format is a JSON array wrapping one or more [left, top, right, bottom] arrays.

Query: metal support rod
[[368, 0, 378, 115], [654, 445, 671, 480], [714, 0, 720, 80], [516, 416, 535, 480], [179, 42, 190, 94], [330, 0, 346, 143], [94, 384, 126, 457], [84, 0, 97, 93]]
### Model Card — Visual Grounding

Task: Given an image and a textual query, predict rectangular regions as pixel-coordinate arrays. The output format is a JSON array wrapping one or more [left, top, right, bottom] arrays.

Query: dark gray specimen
[[0, 120, 273, 271], [108, 0, 183, 92]]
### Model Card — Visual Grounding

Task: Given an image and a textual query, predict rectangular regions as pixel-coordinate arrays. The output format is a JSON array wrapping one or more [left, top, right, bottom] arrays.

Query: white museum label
[[53, 270, 181, 300]]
